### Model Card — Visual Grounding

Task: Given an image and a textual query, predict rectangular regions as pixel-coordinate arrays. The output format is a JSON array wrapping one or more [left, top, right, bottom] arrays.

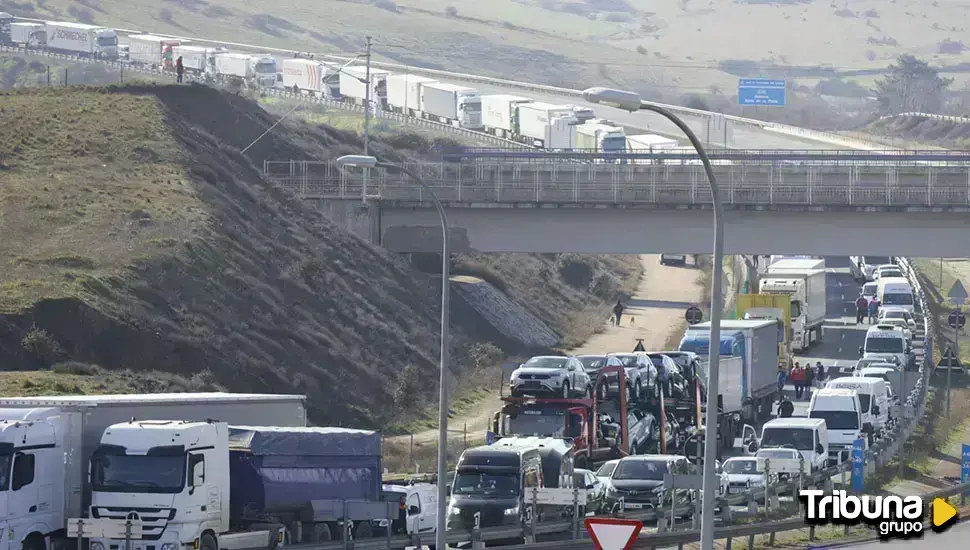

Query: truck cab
[[759, 259, 826, 351], [758, 418, 828, 472], [447, 445, 541, 532], [250, 56, 279, 89], [808, 388, 865, 464]]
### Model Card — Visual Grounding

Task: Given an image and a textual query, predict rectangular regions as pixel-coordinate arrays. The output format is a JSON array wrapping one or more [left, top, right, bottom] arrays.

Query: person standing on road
[[613, 299, 625, 327], [815, 361, 826, 387], [868, 297, 880, 324], [778, 395, 794, 418], [855, 295, 868, 325], [805, 363, 815, 395], [790, 362, 805, 399], [176, 56, 184, 83], [777, 366, 787, 397]]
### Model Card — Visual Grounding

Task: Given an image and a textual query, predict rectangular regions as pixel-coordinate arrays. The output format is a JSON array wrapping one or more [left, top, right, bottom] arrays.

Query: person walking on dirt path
[[176, 56, 184, 83], [868, 297, 880, 324], [613, 299, 625, 327], [855, 295, 868, 325]]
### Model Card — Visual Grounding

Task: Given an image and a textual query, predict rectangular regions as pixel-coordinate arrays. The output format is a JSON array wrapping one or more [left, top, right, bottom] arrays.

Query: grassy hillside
[[0, 83, 640, 427], [863, 115, 970, 148], [5, 0, 970, 105]]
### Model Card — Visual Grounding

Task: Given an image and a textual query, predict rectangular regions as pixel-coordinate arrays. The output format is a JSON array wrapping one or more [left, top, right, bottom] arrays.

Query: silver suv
[[509, 355, 593, 398]]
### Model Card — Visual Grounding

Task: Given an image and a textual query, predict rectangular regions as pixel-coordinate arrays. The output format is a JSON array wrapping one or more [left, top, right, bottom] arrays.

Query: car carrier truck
[[0, 393, 306, 550], [760, 258, 827, 352], [89, 422, 395, 549], [677, 319, 780, 455]]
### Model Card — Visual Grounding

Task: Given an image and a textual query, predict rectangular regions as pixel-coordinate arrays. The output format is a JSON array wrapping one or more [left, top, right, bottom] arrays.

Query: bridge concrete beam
[[379, 207, 970, 256]]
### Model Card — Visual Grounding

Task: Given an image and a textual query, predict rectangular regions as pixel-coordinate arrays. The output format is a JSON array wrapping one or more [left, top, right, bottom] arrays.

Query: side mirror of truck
[[746, 441, 758, 454], [872, 406, 880, 415], [816, 444, 824, 455], [858, 346, 864, 356]]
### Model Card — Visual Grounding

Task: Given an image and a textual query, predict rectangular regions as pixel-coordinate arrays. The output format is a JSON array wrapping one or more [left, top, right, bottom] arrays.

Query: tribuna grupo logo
[[799, 489, 955, 538]]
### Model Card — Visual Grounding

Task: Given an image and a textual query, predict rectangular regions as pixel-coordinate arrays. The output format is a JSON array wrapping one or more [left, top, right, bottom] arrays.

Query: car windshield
[[723, 460, 762, 475], [91, 454, 185, 493], [524, 357, 568, 369], [452, 472, 519, 496], [579, 356, 606, 370], [760, 428, 814, 451], [866, 337, 904, 353], [882, 310, 906, 319], [882, 293, 913, 306], [508, 410, 565, 437], [809, 410, 859, 430], [596, 462, 617, 477], [866, 257, 891, 266], [613, 459, 669, 480], [612, 355, 639, 367]]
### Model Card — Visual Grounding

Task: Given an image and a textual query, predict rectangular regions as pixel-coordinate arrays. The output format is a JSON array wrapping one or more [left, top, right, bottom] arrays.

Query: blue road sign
[[738, 78, 787, 106], [962, 444, 970, 484], [851, 438, 865, 491]]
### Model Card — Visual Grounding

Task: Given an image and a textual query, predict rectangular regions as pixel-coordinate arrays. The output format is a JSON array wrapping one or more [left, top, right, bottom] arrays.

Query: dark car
[[577, 355, 625, 393], [646, 352, 687, 398], [603, 455, 694, 514]]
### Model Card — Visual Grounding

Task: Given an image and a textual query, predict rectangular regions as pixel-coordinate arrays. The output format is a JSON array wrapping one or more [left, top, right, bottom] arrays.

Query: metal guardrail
[[0, 44, 530, 149], [263, 160, 970, 209], [882, 112, 970, 125], [430, 148, 970, 164]]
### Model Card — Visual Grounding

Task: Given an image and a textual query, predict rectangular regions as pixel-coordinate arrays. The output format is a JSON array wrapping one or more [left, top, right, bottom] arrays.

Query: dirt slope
[[0, 84, 639, 427]]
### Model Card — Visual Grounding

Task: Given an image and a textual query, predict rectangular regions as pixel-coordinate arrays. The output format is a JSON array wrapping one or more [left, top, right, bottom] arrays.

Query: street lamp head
[[582, 87, 643, 112], [335, 154, 379, 168]]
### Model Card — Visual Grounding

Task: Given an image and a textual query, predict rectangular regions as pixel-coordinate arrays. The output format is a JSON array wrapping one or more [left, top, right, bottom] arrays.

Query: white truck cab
[[758, 418, 828, 472], [808, 389, 865, 465], [860, 324, 911, 369], [826, 377, 889, 436]]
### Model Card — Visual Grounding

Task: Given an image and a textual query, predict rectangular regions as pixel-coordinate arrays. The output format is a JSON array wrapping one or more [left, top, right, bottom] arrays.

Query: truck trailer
[[516, 102, 576, 149], [481, 94, 533, 138], [127, 34, 180, 69], [575, 123, 626, 153], [677, 319, 780, 454], [281, 58, 336, 96], [45, 21, 118, 58], [0, 12, 12, 45], [89, 422, 395, 549], [761, 258, 827, 352], [385, 73, 436, 116], [737, 293, 794, 370], [0, 393, 306, 550], [419, 81, 482, 129], [172, 44, 222, 74], [339, 66, 389, 109], [9, 22, 45, 48]]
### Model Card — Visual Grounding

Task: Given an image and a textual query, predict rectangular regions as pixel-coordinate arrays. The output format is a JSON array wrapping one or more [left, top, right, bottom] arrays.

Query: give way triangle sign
[[584, 517, 643, 550]]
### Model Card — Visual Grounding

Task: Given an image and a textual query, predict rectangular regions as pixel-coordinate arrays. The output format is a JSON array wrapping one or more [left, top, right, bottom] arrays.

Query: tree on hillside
[[874, 55, 952, 115]]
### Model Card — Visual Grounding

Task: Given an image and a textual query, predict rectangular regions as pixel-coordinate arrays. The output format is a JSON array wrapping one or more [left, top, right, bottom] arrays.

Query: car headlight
[[448, 505, 461, 515], [504, 506, 519, 516], [91, 543, 105, 550], [161, 544, 177, 550]]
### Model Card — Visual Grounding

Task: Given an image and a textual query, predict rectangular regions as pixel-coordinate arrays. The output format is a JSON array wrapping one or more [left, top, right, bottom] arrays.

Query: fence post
[[64, 68, 68, 86], [47, 65, 51, 86]]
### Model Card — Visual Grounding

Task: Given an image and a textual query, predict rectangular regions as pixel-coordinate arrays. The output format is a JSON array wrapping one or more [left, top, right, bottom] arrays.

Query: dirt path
[[389, 255, 705, 447]]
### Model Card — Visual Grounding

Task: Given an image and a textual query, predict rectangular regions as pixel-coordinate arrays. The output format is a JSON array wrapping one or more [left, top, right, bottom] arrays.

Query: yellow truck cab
[[737, 293, 793, 370]]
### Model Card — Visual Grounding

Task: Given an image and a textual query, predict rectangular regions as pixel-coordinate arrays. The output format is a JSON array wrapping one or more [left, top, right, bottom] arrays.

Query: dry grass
[[865, 116, 970, 150], [0, 83, 642, 430]]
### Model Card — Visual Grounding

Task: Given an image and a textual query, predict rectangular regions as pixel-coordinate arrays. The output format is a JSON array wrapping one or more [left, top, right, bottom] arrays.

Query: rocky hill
[[0, 84, 639, 427]]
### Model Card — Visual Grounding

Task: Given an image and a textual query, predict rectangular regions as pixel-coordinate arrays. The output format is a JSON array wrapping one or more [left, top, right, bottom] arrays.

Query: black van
[[447, 444, 542, 532]]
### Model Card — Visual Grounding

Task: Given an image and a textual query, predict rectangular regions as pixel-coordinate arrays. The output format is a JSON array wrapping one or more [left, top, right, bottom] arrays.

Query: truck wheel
[[313, 524, 333, 542], [353, 521, 373, 539], [200, 533, 217, 550]]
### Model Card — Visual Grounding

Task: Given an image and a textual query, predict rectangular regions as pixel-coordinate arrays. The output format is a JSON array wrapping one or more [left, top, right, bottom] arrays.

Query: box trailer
[[762, 258, 828, 352], [0, 393, 306, 550], [575, 122, 626, 153], [10, 22, 45, 48], [172, 44, 219, 73], [127, 33, 180, 69], [516, 101, 577, 149], [419, 81, 482, 128], [281, 58, 334, 95], [45, 21, 118, 58], [481, 94, 533, 138], [339, 65, 390, 108], [0, 12, 12, 45], [385, 73, 436, 116]]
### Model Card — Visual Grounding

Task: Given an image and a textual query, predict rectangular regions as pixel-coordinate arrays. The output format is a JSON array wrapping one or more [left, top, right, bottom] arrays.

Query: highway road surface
[[839, 520, 970, 548]]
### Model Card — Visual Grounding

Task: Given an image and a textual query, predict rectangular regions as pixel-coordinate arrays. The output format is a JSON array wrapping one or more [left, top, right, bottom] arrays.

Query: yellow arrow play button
[[932, 498, 958, 528]]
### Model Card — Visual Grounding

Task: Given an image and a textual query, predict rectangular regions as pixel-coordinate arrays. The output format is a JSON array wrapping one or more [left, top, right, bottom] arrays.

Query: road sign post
[[851, 438, 865, 492], [962, 444, 970, 504], [738, 79, 787, 106], [685, 305, 703, 325], [585, 517, 643, 550], [946, 279, 967, 418]]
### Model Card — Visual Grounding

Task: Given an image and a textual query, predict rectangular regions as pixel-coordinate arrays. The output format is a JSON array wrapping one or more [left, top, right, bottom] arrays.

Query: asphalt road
[[837, 520, 970, 548]]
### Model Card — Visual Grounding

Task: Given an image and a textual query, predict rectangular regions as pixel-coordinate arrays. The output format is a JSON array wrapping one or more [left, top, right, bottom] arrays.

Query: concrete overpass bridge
[[263, 155, 970, 257]]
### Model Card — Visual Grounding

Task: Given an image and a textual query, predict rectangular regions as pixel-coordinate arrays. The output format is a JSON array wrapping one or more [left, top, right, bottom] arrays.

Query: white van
[[379, 483, 437, 536], [808, 388, 865, 465], [876, 277, 915, 313], [826, 377, 889, 435], [855, 367, 899, 413], [860, 324, 911, 369], [758, 418, 829, 472]]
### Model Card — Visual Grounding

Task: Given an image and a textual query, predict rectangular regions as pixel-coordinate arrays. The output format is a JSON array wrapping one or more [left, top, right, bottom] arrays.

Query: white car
[[873, 264, 903, 281], [719, 457, 771, 496], [875, 318, 913, 342], [879, 308, 917, 331], [860, 282, 878, 304]]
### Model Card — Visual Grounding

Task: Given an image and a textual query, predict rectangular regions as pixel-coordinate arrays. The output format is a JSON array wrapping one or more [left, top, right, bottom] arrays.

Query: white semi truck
[[516, 102, 576, 149], [0, 393, 306, 550], [575, 122, 626, 153], [89, 422, 396, 549], [760, 258, 827, 352], [127, 34, 180, 69], [210, 53, 277, 89], [419, 81, 482, 128], [339, 66, 389, 109], [0, 12, 12, 45], [481, 94, 533, 138], [9, 22, 45, 48], [385, 73, 436, 117], [45, 21, 118, 58], [172, 45, 225, 74], [280, 58, 339, 96]]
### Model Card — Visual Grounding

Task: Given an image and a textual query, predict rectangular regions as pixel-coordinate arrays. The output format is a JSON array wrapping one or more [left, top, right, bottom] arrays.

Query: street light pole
[[582, 88, 724, 550], [334, 155, 451, 550]]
